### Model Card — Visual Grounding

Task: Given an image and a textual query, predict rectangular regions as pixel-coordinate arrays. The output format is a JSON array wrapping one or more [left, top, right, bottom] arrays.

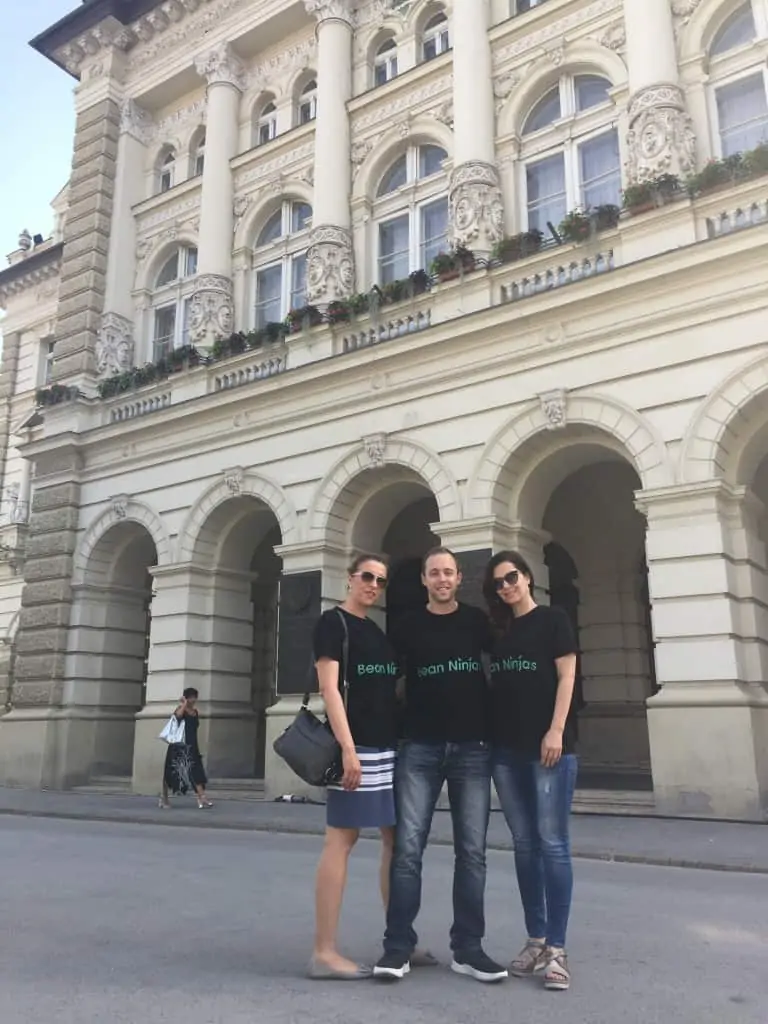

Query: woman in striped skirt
[[308, 553, 400, 980]]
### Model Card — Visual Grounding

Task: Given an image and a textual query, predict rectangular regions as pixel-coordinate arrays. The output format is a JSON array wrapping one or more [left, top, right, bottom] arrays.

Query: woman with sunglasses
[[482, 551, 578, 992], [309, 553, 399, 981]]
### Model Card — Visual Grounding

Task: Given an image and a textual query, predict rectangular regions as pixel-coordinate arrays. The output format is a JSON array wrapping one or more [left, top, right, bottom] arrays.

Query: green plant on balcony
[[285, 304, 323, 333], [558, 209, 592, 243], [429, 245, 476, 282], [212, 332, 248, 360], [349, 292, 371, 315], [741, 141, 768, 177], [97, 344, 202, 399], [492, 229, 544, 264], [326, 300, 351, 324], [593, 203, 622, 230], [35, 384, 80, 407], [622, 173, 682, 214]]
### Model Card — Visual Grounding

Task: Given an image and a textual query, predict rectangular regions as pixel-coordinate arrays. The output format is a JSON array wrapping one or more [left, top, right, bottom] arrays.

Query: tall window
[[191, 131, 206, 177], [158, 149, 176, 193], [254, 201, 312, 327], [151, 246, 198, 361], [422, 11, 450, 61], [298, 79, 318, 125], [374, 38, 398, 86], [254, 97, 278, 147], [375, 144, 449, 284], [521, 74, 620, 233], [710, 5, 768, 157], [38, 339, 55, 385]]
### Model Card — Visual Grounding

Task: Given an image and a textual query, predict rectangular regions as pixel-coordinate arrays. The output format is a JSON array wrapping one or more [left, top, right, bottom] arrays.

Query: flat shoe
[[307, 958, 372, 980]]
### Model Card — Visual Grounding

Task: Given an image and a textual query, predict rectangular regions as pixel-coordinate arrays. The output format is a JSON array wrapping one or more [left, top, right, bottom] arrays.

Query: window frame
[[422, 11, 450, 61], [254, 99, 278, 147], [159, 150, 176, 194], [298, 79, 318, 126], [706, 8, 768, 159], [252, 200, 313, 327], [150, 245, 198, 361], [374, 38, 398, 86], [711, 67, 768, 157], [192, 132, 206, 177]]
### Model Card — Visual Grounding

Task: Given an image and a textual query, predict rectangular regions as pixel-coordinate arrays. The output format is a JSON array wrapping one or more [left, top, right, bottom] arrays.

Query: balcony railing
[[500, 250, 616, 303]]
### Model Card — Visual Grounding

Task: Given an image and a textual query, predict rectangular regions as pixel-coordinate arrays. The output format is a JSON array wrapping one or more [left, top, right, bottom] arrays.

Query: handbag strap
[[301, 608, 349, 710]]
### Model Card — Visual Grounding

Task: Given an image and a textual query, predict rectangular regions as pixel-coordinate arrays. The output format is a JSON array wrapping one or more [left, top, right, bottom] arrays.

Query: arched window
[[375, 144, 448, 283], [191, 130, 206, 177], [422, 11, 450, 61], [253, 200, 312, 327], [151, 245, 198, 360], [158, 149, 176, 193], [709, 5, 767, 157], [374, 38, 398, 86], [520, 73, 618, 233], [298, 79, 318, 125], [254, 97, 278, 147]]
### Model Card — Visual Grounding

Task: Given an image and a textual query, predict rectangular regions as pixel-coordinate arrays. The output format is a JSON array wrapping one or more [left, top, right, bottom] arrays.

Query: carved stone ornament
[[306, 225, 355, 304], [671, 0, 702, 21], [449, 161, 504, 254], [304, 0, 354, 25], [120, 100, 152, 144], [112, 495, 130, 519], [224, 467, 244, 494], [363, 433, 387, 467], [195, 42, 245, 89], [626, 84, 696, 183], [540, 389, 567, 431], [189, 275, 234, 347], [97, 313, 135, 379]]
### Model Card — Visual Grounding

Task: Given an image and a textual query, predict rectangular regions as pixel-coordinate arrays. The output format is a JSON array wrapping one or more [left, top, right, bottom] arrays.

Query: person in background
[[159, 687, 213, 810], [374, 547, 507, 984], [483, 551, 578, 992], [309, 553, 400, 980]]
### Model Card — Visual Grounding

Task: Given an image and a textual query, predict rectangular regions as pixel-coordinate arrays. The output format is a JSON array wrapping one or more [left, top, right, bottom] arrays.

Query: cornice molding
[[0, 247, 63, 310]]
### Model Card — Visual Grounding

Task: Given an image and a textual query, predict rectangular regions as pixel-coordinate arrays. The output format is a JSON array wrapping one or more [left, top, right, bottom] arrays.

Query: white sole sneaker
[[451, 960, 508, 983], [373, 961, 411, 981]]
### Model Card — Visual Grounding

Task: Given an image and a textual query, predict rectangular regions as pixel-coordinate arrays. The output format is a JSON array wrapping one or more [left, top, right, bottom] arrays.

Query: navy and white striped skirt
[[326, 746, 396, 829]]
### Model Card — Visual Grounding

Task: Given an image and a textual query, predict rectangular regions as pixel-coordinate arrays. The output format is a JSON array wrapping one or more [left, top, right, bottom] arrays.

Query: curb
[[1, 805, 766, 876]]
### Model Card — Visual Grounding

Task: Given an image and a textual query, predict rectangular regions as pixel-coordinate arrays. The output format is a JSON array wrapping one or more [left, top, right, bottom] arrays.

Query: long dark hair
[[482, 550, 535, 632]]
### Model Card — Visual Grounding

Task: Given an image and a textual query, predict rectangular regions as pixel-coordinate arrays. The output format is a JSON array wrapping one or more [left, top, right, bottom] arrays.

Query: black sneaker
[[451, 949, 508, 983], [373, 951, 411, 980]]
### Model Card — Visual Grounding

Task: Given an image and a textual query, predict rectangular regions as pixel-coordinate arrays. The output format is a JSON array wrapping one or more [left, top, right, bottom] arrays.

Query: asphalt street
[[1, 817, 766, 1024]]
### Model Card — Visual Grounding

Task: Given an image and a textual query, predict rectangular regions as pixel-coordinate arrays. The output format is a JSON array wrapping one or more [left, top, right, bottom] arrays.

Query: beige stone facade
[[1, 0, 767, 820]]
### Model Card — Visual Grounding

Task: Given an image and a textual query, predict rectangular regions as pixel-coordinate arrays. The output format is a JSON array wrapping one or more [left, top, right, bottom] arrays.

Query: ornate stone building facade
[[1, 0, 768, 820]]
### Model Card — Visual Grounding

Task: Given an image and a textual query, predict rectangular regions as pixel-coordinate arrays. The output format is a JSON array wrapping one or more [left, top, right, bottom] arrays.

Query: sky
[[0, 2, 79, 260]]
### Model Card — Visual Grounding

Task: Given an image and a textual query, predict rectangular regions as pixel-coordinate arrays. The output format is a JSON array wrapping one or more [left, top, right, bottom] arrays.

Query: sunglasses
[[352, 571, 388, 589], [493, 570, 520, 591]]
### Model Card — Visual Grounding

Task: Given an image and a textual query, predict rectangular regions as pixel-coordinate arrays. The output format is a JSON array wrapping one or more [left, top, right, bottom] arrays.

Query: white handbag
[[159, 714, 186, 745]]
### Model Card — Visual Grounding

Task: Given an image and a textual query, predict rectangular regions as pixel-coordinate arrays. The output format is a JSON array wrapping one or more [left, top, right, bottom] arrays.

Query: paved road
[[2, 818, 766, 1024]]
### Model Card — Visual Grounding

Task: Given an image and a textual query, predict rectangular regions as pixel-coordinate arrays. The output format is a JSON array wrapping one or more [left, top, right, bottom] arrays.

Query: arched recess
[[352, 120, 454, 201], [497, 44, 627, 139], [73, 498, 172, 585], [135, 233, 199, 292], [234, 182, 314, 251], [307, 438, 461, 545], [678, 0, 749, 61], [409, 0, 448, 37], [176, 470, 298, 563], [680, 352, 768, 485], [467, 393, 673, 521]]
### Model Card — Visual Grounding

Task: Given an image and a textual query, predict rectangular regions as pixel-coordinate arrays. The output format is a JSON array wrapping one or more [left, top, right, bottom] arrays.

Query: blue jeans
[[492, 750, 578, 949], [384, 741, 491, 956]]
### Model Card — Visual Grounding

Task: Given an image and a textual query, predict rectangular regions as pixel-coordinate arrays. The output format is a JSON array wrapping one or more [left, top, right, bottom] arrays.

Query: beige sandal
[[510, 939, 546, 977], [543, 947, 570, 991]]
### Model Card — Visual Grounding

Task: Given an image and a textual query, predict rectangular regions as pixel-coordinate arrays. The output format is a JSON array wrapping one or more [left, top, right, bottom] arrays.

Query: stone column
[[304, 1, 355, 305], [623, 0, 696, 182], [96, 101, 149, 379], [637, 483, 768, 821], [189, 43, 244, 349], [449, 0, 504, 256]]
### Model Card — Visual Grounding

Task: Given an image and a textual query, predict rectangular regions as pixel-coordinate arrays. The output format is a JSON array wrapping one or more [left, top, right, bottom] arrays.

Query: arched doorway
[[74, 520, 158, 780], [187, 495, 282, 779]]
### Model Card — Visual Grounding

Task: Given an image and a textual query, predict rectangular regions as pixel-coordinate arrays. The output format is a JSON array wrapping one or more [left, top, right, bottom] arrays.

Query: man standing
[[373, 548, 507, 983]]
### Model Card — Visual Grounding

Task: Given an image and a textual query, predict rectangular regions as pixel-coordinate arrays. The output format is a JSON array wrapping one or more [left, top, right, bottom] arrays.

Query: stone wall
[[0, 333, 21, 496], [51, 99, 119, 382]]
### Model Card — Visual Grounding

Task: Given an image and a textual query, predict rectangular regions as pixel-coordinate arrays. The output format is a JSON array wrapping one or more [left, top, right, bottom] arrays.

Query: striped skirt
[[326, 746, 396, 829]]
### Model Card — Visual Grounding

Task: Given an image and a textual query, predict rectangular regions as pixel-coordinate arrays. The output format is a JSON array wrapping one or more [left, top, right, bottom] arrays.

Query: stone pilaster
[[190, 43, 244, 348], [449, 0, 504, 254], [0, 332, 21, 499], [623, 0, 696, 182], [304, 0, 355, 304], [52, 98, 120, 382]]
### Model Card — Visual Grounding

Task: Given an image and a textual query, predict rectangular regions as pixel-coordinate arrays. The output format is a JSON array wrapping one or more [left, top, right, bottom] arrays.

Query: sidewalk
[[0, 785, 766, 873]]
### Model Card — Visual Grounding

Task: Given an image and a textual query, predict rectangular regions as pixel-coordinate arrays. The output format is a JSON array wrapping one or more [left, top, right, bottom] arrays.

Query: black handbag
[[272, 609, 349, 788]]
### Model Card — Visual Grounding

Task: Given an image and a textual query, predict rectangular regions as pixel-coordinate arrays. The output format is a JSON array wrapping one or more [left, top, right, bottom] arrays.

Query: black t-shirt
[[313, 608, 399, 749], [489, 605, 578, 755], [390, 603, 493, 743]]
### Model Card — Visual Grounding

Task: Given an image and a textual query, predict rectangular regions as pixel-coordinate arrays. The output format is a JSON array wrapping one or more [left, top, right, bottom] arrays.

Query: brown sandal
[[510, 939, 546, 977], [543, 947, 570, 991]]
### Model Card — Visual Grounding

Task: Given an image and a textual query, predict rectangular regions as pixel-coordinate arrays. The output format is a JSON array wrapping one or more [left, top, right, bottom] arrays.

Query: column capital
[[449, 161, 504, 255], [195, 42, 245, 90], [306, 225, 355, 304], [634, 481, 755, 521], [626, 82, 696, 183], [119, 99, 151, 144], [303, 0, 354, 27]]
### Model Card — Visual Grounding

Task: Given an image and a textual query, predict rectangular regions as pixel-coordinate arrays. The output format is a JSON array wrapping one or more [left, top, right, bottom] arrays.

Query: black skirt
[[163, 743, 207, 794]]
